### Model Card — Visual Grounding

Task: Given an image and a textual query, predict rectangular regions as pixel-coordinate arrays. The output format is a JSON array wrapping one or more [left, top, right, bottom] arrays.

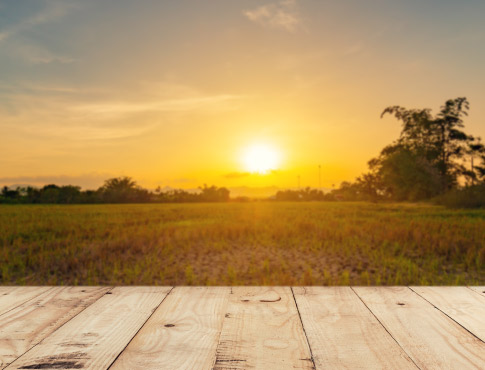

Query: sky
[[1, 0, 485, 191]]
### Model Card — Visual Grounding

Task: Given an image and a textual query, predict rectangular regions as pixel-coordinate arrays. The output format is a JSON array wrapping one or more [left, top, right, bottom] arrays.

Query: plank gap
[[466, 286, 485, 299], [349, 286, 421, 370], [0, 286, 111, 369], [290, 287, 317, 370], [106, 286, 174, 370], [0, 287, 53, 318], [6, 286, 172, 370], [3, 287, 114, 370], [353, 286, 485, 369], [409, 286, 485, 344]]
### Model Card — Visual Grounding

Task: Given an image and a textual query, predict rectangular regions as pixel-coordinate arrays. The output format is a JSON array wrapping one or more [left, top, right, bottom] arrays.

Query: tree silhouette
[[381, 97, 484, 192], [333, 97, 485, 202], [100, 177, 144, 203]]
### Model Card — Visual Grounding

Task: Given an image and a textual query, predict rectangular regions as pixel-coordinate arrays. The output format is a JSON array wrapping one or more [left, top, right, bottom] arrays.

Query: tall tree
[[338, 97, 485, 201], [378, 97, 485, 196], [101, 177, 140, 203]]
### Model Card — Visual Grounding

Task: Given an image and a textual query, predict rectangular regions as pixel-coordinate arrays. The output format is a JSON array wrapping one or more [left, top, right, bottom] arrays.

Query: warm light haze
[[1, 0, 485, 192], [242, 143, 281, 174]]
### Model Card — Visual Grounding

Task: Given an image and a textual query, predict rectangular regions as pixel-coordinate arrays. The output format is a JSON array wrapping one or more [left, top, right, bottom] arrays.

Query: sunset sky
[[1, 0, 485, 191]]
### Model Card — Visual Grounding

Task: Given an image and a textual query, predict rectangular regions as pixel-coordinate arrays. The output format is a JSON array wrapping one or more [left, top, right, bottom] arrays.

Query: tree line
[[2, 97, 484, 207], [0, 178, 230, 204]]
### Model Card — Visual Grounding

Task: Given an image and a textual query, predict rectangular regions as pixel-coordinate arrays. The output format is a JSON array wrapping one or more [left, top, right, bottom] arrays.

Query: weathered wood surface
[[6, 286, 171, 370], [0, 287, 50, 316], [468, 286, 485, 297], [293, 287, 417, 369], [110, 287, 230, 370], [0, 287, 109, 369], [410, 286, 485, 342], [353, 287, 485, 370], [0, 286, 483, 370], [212, 287, 313, 370]]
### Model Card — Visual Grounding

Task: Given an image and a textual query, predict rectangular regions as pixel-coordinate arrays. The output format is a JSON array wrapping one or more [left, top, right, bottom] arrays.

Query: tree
[[57, 186, 82, 203], [333, 97, 485, 202], [199, 185, 230, 202], [381, 97, 484, 192], [369, 145, 442, 200], [39, 184, 60, 203], [466, 139, 485, 185], [1, 186, 20, 201], [100, 177, 143, 203]]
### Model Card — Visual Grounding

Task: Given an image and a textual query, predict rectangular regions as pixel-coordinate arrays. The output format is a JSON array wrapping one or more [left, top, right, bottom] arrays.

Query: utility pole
[[471, 156, 475, 185], [318, 165, 322, 189]]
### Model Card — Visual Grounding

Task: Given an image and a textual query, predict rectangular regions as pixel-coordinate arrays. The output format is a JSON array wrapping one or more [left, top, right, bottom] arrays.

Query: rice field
[[0, 202, 484, 285]]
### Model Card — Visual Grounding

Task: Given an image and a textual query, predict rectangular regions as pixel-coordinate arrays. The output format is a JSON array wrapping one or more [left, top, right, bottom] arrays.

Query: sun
[[242, 143, 281, 174]]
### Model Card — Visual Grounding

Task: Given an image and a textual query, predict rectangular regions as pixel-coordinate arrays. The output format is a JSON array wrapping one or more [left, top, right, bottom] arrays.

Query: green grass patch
[[0, 202, 483, 285]]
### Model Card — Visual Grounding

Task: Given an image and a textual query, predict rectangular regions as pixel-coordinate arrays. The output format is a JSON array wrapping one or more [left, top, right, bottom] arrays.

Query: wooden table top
[[0, 286, 484, 369]]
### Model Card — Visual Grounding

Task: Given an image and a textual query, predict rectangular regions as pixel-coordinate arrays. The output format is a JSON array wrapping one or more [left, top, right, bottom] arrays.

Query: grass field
[[1, 202, 484, 285]]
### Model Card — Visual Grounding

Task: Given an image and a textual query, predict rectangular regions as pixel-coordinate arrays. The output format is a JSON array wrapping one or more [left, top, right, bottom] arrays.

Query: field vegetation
[[1, 202, 483, 285]]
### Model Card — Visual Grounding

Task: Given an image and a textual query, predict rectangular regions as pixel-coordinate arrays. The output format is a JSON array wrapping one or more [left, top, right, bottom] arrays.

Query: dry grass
[[1, 202, 484, 285]]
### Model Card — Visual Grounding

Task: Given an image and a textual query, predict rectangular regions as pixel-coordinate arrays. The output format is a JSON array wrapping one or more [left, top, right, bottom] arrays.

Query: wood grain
[[0, 286, 109, 369], [411, 286, 485, 342], [110, 286, 230, 370], [0, 286, 483, 369], [293, 287, 417, 369], [354, 286, 485, 370], [468, 286, 485, 297], [212, 286, 313, 370], [6, 286, 171, 370], [0, 287, 51, 316]]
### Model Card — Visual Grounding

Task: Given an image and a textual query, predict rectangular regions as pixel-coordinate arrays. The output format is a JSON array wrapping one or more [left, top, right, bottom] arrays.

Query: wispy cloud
[[244, 0, 301, 32], [72, 94, 242, 117], [9, 43, 75, 64], [0, 0, 75, 43], [0, 82, 104, 95], [0, 83, 245, 141], [0, 0, 76, 63]]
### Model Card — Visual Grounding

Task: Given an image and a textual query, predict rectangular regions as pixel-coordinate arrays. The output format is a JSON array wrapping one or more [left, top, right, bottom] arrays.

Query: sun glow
[[242, 143, 281, 174]]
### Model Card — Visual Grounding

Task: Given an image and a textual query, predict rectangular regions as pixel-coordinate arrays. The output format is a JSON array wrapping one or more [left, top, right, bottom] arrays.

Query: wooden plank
[[354, 287, 485, 370], [293, 287, 417, 369], [110, 286, 230, 370], [0, 286, 109, 369], [212, 286, 313, 370], [411, 286, 485, 342], [6, 286, 171, 370], [468, 286, 485, 297], [0, 287, 51, 316]]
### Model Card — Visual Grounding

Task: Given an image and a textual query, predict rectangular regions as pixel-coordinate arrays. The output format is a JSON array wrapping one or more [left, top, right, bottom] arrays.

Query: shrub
[[436, 184, 485, 209]]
